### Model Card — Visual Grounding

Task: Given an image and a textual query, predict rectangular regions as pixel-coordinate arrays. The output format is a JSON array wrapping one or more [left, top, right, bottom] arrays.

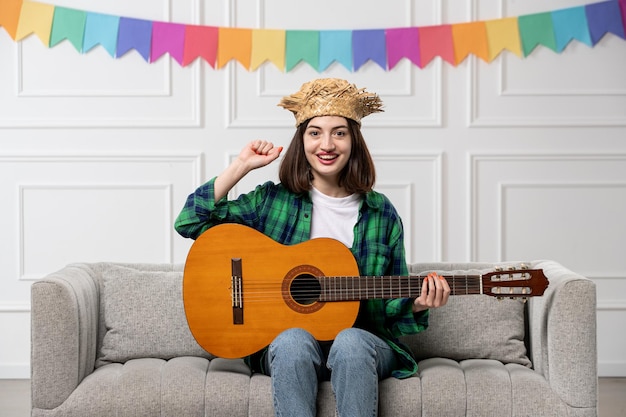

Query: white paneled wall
[[1, 0, 625, 378]]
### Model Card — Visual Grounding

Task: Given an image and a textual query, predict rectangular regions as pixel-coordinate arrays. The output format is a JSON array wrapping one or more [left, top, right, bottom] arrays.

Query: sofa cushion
[[402, 266, 531, 367], [96, 264, 211, 367]]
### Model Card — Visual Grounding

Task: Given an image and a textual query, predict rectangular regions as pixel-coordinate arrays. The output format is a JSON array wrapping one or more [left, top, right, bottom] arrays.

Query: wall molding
[[468, 152, 626, 261]]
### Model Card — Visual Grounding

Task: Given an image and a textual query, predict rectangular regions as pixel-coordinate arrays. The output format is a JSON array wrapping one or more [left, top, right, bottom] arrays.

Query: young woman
[[175, 78, 450, 417]]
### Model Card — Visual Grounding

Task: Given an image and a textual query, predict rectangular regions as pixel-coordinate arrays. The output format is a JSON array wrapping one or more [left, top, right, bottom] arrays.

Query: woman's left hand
[[412, 272, 451, 313]]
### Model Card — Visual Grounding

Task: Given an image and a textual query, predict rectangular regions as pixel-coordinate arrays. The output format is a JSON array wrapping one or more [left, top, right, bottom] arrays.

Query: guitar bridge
[[231, 258, 243, 325]]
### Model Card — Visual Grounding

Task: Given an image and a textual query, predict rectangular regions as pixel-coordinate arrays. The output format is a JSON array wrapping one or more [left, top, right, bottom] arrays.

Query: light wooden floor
[[1, 378, 624, 416]]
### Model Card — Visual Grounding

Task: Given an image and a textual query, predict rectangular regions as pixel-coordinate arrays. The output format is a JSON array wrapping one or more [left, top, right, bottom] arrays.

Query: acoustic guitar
[[183, 223, 549, 359]]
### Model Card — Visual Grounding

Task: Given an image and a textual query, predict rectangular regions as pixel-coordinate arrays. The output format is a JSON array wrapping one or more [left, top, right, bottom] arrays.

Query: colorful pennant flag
[[217, 27, 251, 69], [419, 25, 455, 67], [116, 17, 152, 61], [251, 29, 285, 71], [83, 12, 120, 57], [14, 0, 54, 45], [319, 30, 352, 71], [452, 21, 489, 63], [183, 25, 218, 67], [484, 17, 522, 60], [1, 0, 624, 71], [286, 30, 319, 71], [0, 0, 24, 40], [151, 22, 186, 65], [50, 7, 86, 51], [518, 12, 558, 56], [586, 0, 626, 44], [353, 29, 387, 70], [552, 6, 592, 52], [386, 27, 420, 69]]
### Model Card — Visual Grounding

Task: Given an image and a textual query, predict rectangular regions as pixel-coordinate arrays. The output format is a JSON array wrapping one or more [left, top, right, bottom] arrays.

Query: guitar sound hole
[[290, 274, 321, 306]]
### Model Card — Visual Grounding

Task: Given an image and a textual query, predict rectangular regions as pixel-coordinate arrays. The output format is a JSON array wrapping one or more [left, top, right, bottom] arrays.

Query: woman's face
[[303, 116, 352, 195]]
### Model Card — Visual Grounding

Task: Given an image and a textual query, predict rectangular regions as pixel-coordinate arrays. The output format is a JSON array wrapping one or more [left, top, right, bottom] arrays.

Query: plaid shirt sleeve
[[175, 177, 278, 240]]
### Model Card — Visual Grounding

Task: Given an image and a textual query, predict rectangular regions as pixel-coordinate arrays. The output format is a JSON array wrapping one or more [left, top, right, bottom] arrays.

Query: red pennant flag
[[419, 25, 455, 67], [183, 25, 218, 67]]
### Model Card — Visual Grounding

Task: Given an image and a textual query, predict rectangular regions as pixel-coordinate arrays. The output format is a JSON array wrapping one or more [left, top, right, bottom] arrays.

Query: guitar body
[[183, 223, 361, 359]]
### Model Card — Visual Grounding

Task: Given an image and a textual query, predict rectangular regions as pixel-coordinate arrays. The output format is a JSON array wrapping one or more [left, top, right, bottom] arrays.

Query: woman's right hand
[[238, 140, 283, 171], [213, 140, 284, 201]]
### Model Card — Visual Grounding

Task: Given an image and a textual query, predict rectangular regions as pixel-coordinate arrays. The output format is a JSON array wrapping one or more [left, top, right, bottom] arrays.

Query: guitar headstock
[[482, 265, 549, 300]]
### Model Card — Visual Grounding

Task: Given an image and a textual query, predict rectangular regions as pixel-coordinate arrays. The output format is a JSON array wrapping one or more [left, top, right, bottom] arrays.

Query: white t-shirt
[[309, 187, 361, 248]]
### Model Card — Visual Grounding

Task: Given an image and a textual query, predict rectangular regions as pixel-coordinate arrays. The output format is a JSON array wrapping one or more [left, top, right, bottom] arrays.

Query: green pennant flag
[[518, 12, 557, 56], [285, 30, 319, 71], [50, 7, 87, 52]]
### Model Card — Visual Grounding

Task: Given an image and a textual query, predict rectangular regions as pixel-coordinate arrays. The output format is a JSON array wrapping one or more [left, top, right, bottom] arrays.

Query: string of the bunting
[[1, 0, 625, 71]]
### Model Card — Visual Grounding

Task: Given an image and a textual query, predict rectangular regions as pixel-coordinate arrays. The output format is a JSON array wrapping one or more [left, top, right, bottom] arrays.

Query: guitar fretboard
[[318, 275, 482, 302]]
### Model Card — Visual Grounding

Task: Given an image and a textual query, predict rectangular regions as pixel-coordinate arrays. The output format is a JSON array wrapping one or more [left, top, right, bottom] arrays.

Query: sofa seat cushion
[[40, 357, 252, 417], [34, 357, 568, 417], [96, 264, 211, 367], [418, 358, 567, 416]]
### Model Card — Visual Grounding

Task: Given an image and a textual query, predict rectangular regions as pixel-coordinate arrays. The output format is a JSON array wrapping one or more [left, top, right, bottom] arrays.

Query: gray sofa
[[31, 260, 597, 416]]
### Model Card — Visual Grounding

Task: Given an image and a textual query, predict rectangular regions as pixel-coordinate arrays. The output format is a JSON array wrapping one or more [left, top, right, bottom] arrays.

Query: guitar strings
[[218, 275, 487, 303]]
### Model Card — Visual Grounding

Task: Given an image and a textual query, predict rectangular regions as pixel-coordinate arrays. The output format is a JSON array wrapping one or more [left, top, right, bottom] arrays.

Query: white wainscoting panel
[[0, 153, 202, 291]]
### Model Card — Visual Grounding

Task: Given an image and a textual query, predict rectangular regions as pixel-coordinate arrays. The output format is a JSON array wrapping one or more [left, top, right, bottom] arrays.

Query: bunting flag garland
[[1, 0, 625, 71]]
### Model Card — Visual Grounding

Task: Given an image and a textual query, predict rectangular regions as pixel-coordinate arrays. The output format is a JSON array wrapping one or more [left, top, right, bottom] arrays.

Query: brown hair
[[279, 118, 376, 194]]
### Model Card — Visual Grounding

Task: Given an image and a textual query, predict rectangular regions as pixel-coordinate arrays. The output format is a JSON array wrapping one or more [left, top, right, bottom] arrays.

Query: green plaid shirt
[[175, 178, 429, 378]]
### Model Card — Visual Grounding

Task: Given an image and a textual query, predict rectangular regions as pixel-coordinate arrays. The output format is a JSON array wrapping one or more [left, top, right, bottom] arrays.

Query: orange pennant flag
[[217, 27, 252, 69], [451, 21, 489, 64], [250, 29, 285, 71], [0, 0, 23, 39], [15, 0, 55, 45], [484, 17, 522, 60]]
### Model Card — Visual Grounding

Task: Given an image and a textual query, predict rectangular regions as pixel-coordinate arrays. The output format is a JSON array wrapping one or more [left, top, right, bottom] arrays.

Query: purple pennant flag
[[585, 0, 626, 45], [116, 17, 153, 61], [151, 21, 185, 65], [386, 27, 420, 69], [353, 29, 387, 71]]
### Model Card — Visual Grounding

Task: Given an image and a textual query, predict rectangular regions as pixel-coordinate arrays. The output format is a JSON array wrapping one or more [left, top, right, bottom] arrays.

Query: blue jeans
[[265, 327, 397, 417]]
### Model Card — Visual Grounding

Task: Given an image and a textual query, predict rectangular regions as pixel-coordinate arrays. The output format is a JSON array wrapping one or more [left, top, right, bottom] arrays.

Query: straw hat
[[278, 78, 383, 126]]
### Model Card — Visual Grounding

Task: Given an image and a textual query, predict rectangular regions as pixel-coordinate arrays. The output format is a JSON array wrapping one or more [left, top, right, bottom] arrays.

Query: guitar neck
[[318, 274, 482, 302]]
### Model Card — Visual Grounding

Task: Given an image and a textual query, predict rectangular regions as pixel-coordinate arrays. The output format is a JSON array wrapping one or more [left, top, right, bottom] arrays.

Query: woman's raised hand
[[238, 140, 283, 171]]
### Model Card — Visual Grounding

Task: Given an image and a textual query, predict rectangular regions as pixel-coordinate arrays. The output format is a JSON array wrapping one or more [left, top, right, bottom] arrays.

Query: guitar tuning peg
[[520, 263, 529, 270], [497, 297, 503, 301]]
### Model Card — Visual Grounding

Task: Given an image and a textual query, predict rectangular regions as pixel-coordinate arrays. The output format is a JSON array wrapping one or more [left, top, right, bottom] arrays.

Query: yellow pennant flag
[[217, 27, 252, 69], [15, 1, 55, 45], [484, 17, 523, 60], [250, 29, 285, 71]]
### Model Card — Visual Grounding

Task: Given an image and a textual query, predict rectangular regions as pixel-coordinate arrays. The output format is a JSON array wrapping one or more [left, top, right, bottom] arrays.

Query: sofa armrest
[[31, 264, 100, 410], [527, 260, 597, 410]]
